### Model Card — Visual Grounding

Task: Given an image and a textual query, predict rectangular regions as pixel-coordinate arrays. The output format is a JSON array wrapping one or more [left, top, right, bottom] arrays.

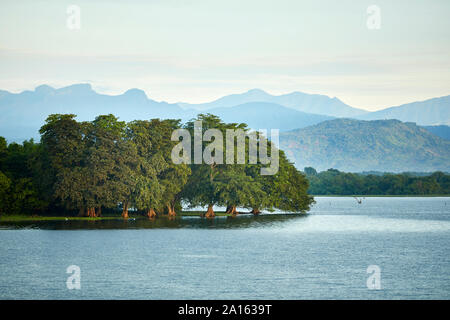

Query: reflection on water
[[2, 213, 450, 233], [0, 214, 306, 230]]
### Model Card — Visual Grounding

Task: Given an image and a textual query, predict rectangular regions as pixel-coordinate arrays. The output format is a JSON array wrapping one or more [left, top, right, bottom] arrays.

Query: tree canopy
[[0, 113, 313, 217], [182, 114, 313, 217]]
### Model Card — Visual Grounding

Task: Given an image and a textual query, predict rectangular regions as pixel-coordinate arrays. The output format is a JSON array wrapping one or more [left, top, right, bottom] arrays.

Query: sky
[[0, 0, 449, 111]]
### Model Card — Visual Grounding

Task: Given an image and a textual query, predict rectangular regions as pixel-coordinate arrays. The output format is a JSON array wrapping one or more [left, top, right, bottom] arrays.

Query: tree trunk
[[250, 208, 261, 215], [122, 202, 129, 219], [147, 208, 157, 219], [227, 205, 238, 215], [205, 204, 215, 218], [87, 207, 96, 218], [167, 204, 176, 217], [96, 207, 102, 217]]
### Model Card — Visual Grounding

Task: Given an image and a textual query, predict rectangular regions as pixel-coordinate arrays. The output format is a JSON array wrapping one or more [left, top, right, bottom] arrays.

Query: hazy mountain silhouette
[[356, 96, 450, 126], [279, 118, 450, 172], [178, 88, 368, 117], [0, 85, 335, 141], [207, 102, 334, 132], [0, 84, 191, 141]]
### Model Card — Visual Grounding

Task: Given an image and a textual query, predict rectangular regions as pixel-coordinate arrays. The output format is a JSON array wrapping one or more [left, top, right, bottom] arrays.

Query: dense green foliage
[[0, 136, 47, 215], [181, 114, 313, 217], [305, 167, 450, 195], [0, 113, 313, 217]]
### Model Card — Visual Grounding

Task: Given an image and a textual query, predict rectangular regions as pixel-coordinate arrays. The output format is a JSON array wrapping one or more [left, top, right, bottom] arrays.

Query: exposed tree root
[[122, 202, 129, 219], [205, 204, 215, 218], [167, 204, 176, 217], [226, 205, 238, 215], [147, 208, 157, 218]]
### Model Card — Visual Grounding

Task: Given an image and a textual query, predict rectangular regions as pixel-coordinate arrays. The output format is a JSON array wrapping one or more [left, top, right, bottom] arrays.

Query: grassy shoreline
[[0, 211, 233, 222]]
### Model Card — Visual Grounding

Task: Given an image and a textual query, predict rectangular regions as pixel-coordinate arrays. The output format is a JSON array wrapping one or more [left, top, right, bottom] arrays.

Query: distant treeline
[[0, 113, 313, 217], [305, 167, 450, 195], [358, 171, 450, 177]]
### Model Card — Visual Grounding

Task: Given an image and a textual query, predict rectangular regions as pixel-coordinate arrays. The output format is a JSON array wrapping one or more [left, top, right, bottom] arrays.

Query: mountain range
[[179, 88, 450, 126], [0, 84, 449, 172], [179, 88, 368, 117], [0, 85, 342, 140], [0, 84, 190, 141]]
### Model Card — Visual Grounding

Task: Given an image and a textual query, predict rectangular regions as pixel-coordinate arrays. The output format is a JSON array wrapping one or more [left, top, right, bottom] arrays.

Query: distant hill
[[0, 84, 192, 142], [279, 118, 450, 172], [356, 96, 450, 126], [207, 102, 334, 132], [423, 125, 450, 140], [179, 88, 368, 117]]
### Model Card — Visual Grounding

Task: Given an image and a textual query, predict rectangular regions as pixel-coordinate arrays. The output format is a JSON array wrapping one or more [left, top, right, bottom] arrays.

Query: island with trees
[[1, 113, 448, 222], [0, 113, 313, 219]]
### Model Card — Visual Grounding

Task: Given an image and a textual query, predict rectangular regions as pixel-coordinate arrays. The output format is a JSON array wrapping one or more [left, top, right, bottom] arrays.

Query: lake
[[0, 197, 449, 299]]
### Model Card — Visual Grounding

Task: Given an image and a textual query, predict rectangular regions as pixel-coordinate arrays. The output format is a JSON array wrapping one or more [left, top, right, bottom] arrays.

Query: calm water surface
[[0, 197, 449, 299]]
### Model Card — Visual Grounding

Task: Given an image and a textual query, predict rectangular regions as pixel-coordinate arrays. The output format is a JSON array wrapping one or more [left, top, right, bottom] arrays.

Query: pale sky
[[0, 0, 449, 111]]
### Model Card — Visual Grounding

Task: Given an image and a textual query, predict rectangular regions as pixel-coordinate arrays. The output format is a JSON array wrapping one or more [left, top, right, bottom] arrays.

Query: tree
[[151, 119, 191, 217], [126, 120, 167, 218], [0, 138, 48, 215], [183, 114, 227, 217], [39, 114, 85, 212], [0, 171, 10, 215], [182, 114, 314, 216], [214, 165, 264, 215], [6, 177, 47, 215], [39, 114, 139, 217], [275, 155, 314, 212], [183, 114, 251, 217], [84, 114, 138, 218]]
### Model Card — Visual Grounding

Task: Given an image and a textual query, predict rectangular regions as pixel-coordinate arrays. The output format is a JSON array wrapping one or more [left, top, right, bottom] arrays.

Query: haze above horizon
[[1, 0, 449, 111]]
